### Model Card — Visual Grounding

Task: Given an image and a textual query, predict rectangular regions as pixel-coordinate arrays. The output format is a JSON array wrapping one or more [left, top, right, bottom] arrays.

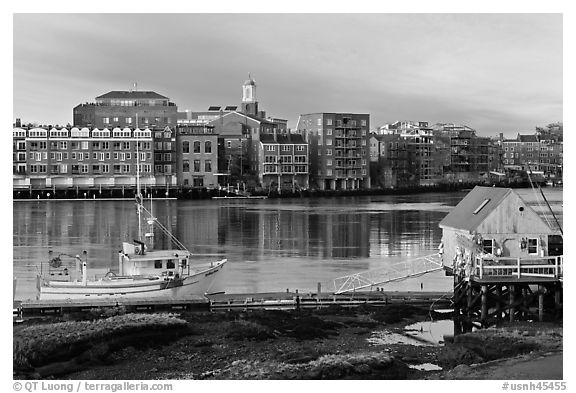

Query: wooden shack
[[439, 186, 563, 330]]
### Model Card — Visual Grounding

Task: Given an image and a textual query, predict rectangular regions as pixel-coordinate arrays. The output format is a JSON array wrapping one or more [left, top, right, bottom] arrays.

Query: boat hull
[[39, 260, 226, 300]]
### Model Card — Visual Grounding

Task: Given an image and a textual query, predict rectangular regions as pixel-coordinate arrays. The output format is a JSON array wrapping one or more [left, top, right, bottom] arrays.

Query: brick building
[[296, 113, 370, 191], [176, 122, 219, 188], [73, 91, 178, 128], [257, 133, 309, 191]]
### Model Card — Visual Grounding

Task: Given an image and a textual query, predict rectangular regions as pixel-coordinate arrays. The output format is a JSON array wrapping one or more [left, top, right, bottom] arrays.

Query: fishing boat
[[38, 132, 227, 301], [38, 236, 227, 300]]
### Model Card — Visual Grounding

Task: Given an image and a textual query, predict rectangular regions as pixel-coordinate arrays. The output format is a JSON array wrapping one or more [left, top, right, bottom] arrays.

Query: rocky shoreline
[[13, 304, 563, 380]]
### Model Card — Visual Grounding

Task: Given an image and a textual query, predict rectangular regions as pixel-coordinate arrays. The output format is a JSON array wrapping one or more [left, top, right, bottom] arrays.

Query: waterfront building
[[73, 90, 178, 128], [175, 121, 219, 189], [376, 121, 437, 186], [502, 132, 562, 180], [13, 126, 155, 190], [296, 113, 370, 191], [13, 128, 27, 186], [257, 133, 309, 191], [152, 127, 177, 187], [368, 134, 413, 189], [431, 123, 493, 183]]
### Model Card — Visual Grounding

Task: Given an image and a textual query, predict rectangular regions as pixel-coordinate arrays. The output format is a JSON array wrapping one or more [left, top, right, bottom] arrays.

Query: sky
[[13, 13, 563, 137]]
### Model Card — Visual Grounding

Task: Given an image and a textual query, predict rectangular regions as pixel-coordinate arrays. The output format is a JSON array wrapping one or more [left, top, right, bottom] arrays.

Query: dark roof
[[276, 134, 307, 144], [518, 134, 539, 143], [439, 186, 512, 232], [260, 134, 276, 143], [96, 91, 168, 100]]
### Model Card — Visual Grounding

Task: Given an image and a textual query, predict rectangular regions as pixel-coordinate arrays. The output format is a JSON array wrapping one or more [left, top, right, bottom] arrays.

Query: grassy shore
[[13, 304, 562, 380]]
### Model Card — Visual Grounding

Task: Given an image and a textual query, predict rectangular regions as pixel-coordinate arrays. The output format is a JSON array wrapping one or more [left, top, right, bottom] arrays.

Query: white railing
[[333, 253, 443, 294], [473, 255, 563, 280]]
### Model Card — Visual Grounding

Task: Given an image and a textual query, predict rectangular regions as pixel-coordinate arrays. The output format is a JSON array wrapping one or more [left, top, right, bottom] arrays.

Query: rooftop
[[96, 91, 169, 100]]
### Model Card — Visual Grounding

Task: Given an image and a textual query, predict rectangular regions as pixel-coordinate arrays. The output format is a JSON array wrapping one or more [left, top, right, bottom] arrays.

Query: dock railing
[[473, 255, 563, 280]]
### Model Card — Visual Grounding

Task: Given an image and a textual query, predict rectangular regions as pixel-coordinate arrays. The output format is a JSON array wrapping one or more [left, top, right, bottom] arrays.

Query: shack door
[[548, 235, 563, 256]]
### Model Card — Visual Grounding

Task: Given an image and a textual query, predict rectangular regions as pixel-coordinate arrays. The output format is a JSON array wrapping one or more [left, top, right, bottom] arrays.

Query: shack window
[[527, 238, 538, 254], [482, 239, 494, 254], [167, 260, 176, 269], [181, 259, 187, 268], [154, 260, 163, 269]]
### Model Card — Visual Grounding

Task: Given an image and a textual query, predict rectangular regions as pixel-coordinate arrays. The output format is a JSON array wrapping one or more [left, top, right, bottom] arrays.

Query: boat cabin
[[119, 242, 192, 278], [439, 186, 563, 281]]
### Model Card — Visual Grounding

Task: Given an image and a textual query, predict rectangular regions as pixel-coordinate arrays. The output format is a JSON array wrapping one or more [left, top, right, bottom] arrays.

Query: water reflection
[[13, 193, 463, 299]]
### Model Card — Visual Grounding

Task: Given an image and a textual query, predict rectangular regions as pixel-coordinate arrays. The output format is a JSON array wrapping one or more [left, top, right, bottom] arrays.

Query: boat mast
[[136, 113, 142, 242], [527, 164, 562, 236]]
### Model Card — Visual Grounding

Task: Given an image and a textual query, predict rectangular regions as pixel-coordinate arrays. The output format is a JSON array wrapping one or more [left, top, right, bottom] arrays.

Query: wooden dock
[[14, 295, 209, 318], [13, 290, 451, 319]]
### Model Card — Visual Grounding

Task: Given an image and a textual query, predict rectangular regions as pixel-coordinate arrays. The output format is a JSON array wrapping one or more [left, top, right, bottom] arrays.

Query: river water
[[13, 192, 467, 300]]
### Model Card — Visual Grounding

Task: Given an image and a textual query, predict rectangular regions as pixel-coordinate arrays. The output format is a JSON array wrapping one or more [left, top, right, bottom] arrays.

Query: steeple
[[242, 73, 257, 103], [241, 73, 258, 116]]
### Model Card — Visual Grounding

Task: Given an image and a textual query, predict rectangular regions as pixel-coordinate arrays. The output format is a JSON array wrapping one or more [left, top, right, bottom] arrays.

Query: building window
[[193, 160, 201, 172], [205, 141, 212, 153], [326, 149, 332, 156], [482, 239, 494, 254], [102, 117, 109, 124], [183, 141, 190, 153], [326, 119, 332, 126], [527, 238, 538, 255], [205, 160, 212, 172], [266, 145, 275, 151], [183, 160, 190, 172], [227, 141, 232, 148], [317, 119, 322, 126], [193, 141, 201, 153]]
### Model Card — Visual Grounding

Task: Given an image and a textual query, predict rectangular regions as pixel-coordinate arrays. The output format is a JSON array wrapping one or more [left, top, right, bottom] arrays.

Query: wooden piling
[[495, 285, 502, 322], [538, 285, 545, 322], [481, 285, 488, 325], [509, 284, 515, 322]]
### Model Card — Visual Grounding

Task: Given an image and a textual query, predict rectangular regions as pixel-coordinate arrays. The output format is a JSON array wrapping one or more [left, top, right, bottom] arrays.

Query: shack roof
[[439, 186, 563, 233], [439, 186, 511, 232]]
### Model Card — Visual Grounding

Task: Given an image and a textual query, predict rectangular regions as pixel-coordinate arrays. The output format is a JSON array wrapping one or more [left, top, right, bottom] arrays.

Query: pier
[[451, 255, 563, 333], [13, 290, 452, 319]]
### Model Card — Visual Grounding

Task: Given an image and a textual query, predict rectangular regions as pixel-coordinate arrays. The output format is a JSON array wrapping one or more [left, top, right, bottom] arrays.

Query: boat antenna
[[527, 163, 562, 236]]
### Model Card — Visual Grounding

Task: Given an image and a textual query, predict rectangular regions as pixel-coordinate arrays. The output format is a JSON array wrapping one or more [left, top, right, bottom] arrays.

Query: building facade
[[73, 91, 178, 129], [176, 122, 219, 188], [296, 113, 370, 190], [13, 126, 155, 190], [152, 127, 177, 187], [369, 134, 413, 189], [257, 133, 309, 191]]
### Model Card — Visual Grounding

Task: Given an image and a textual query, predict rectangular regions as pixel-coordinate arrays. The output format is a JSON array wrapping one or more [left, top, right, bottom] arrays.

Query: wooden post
[[481, 285, 488, 326], [467, 282, 473, 317], [509, 284, 515, 322], [538, 285, 545, 322], [495, 285, 502, 322], [554, 285, 561, 310]]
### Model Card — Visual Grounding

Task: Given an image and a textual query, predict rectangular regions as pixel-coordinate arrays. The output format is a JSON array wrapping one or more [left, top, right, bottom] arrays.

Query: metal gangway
[[333, 253, 444, 294]]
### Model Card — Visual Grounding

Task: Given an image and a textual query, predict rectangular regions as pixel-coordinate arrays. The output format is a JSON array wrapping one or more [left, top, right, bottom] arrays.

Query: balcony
[[471, 255, 563, 282]]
